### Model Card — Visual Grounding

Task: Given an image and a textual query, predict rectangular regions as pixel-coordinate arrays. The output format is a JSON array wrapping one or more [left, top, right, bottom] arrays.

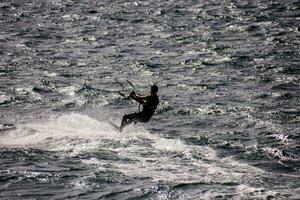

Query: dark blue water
[[0, 0, 299, 199]]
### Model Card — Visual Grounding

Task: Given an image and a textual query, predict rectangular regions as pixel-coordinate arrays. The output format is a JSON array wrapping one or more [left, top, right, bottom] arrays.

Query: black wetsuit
[[121, 95, 159, 128]]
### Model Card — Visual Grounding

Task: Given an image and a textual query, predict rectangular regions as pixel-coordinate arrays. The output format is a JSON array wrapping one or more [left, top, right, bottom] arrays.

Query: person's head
[[151, 85, 158, 95]]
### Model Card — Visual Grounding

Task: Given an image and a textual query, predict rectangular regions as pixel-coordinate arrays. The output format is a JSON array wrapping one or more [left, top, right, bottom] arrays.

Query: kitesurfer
[[119, 85, 159, 132]]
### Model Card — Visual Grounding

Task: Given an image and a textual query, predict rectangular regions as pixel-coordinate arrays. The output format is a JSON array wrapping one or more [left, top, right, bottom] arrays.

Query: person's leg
[[120, 113, 138, 132]]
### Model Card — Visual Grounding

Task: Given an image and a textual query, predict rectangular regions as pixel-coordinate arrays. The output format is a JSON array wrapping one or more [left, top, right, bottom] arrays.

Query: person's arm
[[130, 92, 148, 104]]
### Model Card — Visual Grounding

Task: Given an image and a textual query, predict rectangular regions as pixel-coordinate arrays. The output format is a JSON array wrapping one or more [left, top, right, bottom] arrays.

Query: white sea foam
[[44, 71, 57, 77], [58, 86, 77, 97], [234, 184, 278, 199], [15, 87, 42, 100], [57, 86, 91, 106], [0, 93, 10, 104], [0, 113, 266, 189], [0, 113, 116, 147]]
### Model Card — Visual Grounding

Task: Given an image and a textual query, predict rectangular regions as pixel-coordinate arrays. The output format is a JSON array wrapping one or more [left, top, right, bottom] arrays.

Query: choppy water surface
[[0, 0, 299, 199]]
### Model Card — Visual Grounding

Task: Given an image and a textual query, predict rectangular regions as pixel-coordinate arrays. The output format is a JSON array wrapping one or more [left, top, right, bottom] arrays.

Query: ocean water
[[0, 0, 299, 199]]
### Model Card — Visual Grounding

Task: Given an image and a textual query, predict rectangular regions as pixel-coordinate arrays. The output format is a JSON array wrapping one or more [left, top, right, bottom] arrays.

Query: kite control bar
[[115, 79, 141, 111], [115, 79, 136, 99]]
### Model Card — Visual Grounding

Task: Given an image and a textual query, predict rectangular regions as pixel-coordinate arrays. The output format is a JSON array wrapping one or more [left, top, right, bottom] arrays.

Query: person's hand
[[129, 91, 135, 98]]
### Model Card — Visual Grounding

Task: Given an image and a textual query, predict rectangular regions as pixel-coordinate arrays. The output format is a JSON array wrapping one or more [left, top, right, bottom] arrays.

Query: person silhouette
[[119, 85, 159, 132]]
